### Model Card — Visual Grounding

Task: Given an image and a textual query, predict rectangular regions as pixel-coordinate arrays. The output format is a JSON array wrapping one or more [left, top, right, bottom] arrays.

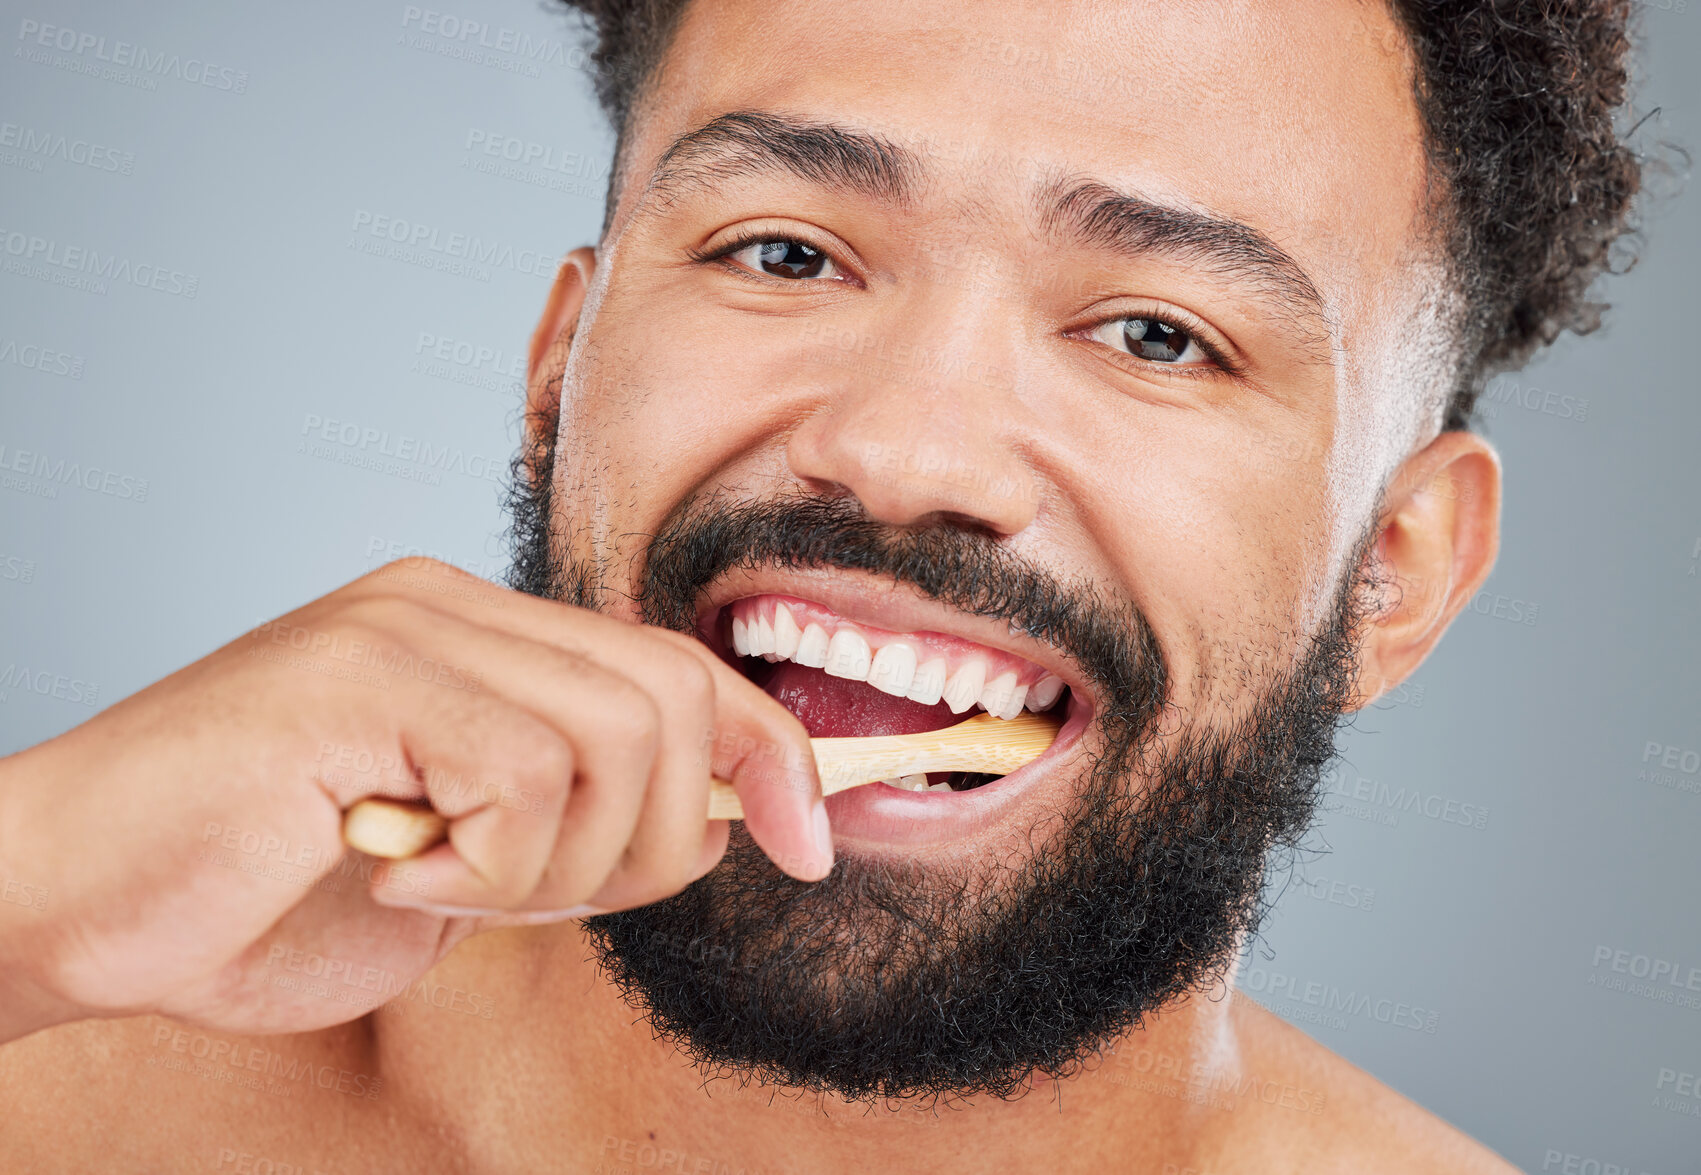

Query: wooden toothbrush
[[341, 709, 1064, 860]]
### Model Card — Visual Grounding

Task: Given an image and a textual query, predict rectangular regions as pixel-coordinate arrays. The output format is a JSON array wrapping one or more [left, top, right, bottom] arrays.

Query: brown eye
[[1088, 315, 1210, 366], [1120, 319, 1192, 363], [728, 238, 840, 280]]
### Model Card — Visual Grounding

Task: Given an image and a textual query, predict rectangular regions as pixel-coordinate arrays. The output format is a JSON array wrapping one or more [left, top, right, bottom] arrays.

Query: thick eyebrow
[[1036, 177, 1330, 336], [641, 110, 1332, 352], [642, 109, 922, 211]]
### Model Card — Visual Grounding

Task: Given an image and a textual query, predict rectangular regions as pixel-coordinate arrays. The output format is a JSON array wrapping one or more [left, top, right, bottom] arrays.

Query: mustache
[[635, 491, 1167, 731]]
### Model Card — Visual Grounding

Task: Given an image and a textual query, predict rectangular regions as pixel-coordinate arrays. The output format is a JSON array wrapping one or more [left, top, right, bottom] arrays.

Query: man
[[0, 0, 1641, 1169]]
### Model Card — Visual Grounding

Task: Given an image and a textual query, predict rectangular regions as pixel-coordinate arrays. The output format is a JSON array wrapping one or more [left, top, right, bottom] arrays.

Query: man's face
[[518, 0, 1449, 1099]]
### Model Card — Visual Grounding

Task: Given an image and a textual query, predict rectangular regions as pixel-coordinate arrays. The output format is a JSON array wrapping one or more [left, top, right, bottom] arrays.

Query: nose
[[784, 318, 1039, 536]]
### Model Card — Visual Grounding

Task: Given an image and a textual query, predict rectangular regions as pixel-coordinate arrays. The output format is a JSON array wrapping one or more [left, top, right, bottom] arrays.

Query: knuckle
[[377, 555, 458, 581], [250, 600, 420, 671], [599, 682, 663, 759], [650, 648, 717, 729], [670, 651, 716, 706], [544, 642, 596, 678], [330, 618, 405, 659], [331, 594, 422, 637], [369, 593, 442, 630], [488, 717, 574, 793]]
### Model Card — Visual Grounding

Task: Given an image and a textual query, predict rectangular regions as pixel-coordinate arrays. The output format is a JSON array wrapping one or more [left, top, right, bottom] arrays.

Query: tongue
[[759, 661, 962, 739]]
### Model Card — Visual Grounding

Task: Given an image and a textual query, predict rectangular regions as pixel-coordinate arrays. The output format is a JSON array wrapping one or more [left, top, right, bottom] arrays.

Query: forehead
[[632, 0, 1430, 300]]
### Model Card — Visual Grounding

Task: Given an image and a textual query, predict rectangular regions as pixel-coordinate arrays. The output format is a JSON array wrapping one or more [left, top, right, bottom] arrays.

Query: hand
[[0, 558, 828, 1044]]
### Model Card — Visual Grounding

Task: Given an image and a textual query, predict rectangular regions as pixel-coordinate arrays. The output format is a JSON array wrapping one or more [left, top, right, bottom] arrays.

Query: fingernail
[[810, 800, 834, 876], [501, 905, 605, 925], [382, 900, 506, 917]]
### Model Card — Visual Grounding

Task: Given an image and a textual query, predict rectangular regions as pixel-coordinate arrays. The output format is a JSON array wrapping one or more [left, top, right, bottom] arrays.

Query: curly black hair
[[554, 0, 1645, 430]]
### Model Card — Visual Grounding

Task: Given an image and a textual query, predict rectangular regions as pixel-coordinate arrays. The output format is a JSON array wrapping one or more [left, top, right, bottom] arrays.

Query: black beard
[[506, 445, 1372, 1103]]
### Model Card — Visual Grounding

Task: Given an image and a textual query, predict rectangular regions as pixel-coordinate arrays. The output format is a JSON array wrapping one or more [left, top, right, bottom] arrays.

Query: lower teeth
[[879, 772, 1003, 793], [881, 773, 932, 792]]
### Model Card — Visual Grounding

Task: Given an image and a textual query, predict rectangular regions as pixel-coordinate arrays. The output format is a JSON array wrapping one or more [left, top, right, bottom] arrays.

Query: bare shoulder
[[0, 1015, 385, 1173], [0, 1017, 174, 1171], [1224, 993, 1520, 1174]]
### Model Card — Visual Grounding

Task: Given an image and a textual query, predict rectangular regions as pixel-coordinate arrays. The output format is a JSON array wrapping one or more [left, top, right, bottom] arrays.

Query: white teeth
[[906, 658, 947, 705], [1026, 674, 1064, 711], [733, 603, 1055, 722], [977, 671, 1029, 721], [926, 780, 954, 792], [751, 612, 775, 656], [824, 628, 872, 680], [979, 670, 1019, 718], [883, 773, 932, 792], [993, 682, 1027, 721], [795, 622, 830, 668], [771, 605, 800, 660], [867, 642, 917, 697], [942, 659, 987, 714]]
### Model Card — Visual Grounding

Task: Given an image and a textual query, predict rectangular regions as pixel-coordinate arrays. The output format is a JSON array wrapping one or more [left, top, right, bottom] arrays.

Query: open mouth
[[703, 592, 1089, 796]]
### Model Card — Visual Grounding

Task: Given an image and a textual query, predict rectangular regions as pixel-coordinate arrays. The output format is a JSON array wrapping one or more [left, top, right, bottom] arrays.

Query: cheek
[[560, 281, 857, 517], [559, 340, 715, 496], [1057, 416, 1335, 710], [554, 319, 800, 547]]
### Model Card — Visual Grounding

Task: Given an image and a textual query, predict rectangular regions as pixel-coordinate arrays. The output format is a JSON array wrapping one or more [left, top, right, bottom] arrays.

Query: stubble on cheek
[[1163, 605, 1315, 742]]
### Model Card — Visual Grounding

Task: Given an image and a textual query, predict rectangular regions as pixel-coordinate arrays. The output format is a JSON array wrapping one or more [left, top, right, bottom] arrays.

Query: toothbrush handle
[[343, 710, 1063, 859]]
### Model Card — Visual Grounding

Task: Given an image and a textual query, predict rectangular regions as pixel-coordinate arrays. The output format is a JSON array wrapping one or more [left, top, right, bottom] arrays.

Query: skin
[[0, 0, 1519, 1170]]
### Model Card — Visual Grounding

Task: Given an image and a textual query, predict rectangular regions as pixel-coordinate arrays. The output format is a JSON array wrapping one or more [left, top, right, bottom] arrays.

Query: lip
[[694, 565, 1101, 853], [820, 691, 1094, 849], [694, 566, 1099, 713]]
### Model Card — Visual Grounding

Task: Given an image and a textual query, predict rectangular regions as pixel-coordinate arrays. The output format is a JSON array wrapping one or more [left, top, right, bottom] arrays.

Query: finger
[[570, 625, 829, 883], [156, 875, 449, 1034], [581, 815, 732, 914], [501, 614, 831, 884], [420, 820, 732, 934], [574, 638, 719, 905], [351, 601, 665, 909], [710, 705, 832, 881], [356, 670, 573, 911], [335, 562, 831, 881]]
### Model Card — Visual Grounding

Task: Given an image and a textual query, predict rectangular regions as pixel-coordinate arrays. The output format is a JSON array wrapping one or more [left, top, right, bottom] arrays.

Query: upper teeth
[[796, 622, 830, 668], [730, 599, 1066, 718], [824, 628, 872, 680], [979, 671, 1027, 721], [906, 657, 947, 705], [771, 604, 801, 659], [940, 658, 984, 715]]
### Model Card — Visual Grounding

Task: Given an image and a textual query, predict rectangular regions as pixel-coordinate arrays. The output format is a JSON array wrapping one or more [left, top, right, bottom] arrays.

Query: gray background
[[1, 2, 1695, 1170]]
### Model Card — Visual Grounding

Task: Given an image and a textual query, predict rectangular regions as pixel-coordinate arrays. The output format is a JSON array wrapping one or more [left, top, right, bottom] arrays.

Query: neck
[[370, 921, 1249, 1174]]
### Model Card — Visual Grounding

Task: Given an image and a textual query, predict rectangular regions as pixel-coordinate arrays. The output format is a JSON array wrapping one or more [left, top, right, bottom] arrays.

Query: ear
[[525, 245, 599, 422], [1351, 429, 1502, 710]]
